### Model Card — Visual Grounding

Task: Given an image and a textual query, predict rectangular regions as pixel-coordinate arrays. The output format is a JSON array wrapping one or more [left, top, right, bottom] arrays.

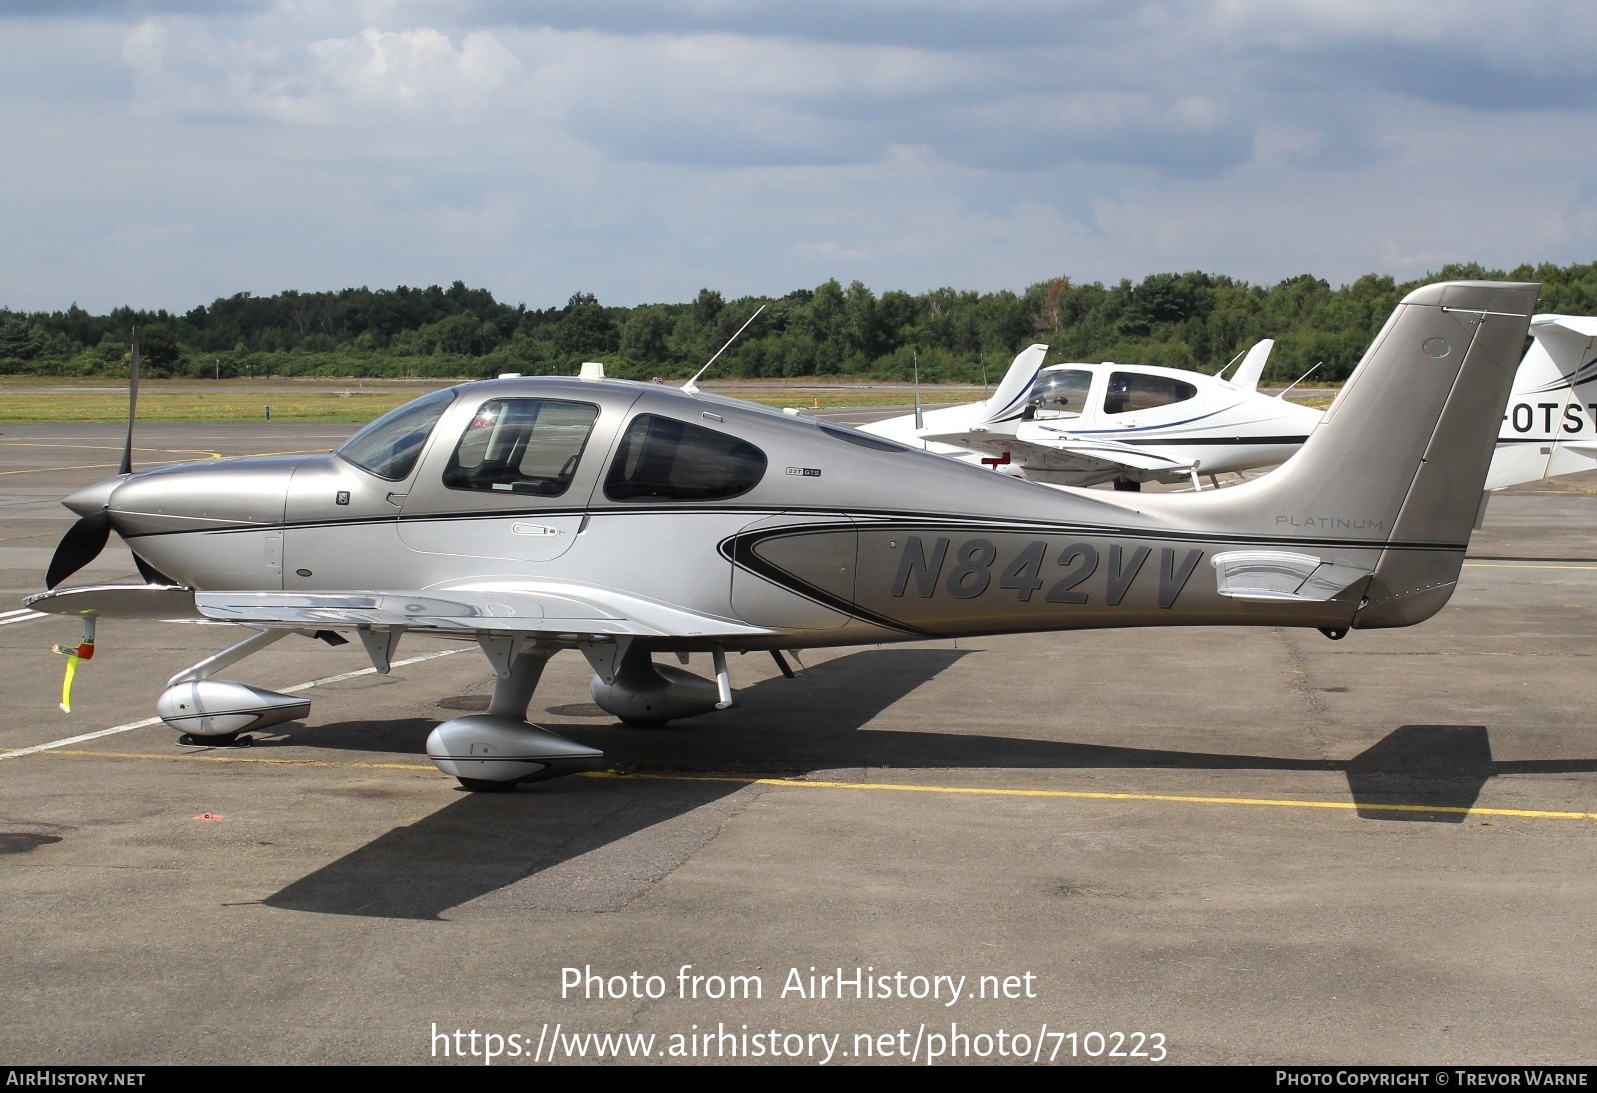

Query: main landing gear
[[426, 643, 605, 791], [432, 638, 736, 791], [155, 628, 748, 792]]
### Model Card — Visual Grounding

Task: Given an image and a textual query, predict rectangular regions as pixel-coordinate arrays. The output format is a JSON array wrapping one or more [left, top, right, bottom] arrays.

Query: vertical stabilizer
[[1229, 338, 1274, 391], [1135, 281, 1537, 629], [1318, 282, 1536, 624], [1518, 315, 1597, 391], [1486, 314, 1597, 489], [976, 344, 1048, 425]]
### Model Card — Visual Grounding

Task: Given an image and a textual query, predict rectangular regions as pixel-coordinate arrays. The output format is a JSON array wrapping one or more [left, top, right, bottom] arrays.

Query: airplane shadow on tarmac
[[261, 648, 1597, 920]]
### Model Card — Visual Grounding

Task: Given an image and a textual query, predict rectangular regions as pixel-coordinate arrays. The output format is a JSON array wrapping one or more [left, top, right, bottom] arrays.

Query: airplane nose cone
[[62, 475, 131, 516]]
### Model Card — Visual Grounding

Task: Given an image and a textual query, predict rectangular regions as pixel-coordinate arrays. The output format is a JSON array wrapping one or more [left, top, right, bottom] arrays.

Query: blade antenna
[[913, 350, 924, 431], [119, 327, 141, 476], [1277, 361, 1321, 399], [683, 303, 766, 394]]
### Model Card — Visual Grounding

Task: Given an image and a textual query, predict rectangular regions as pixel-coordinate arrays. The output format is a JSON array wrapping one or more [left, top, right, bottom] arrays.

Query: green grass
[[0, 378, 1328, 422], [0, 380, 970, 422], [0, 388, 419, 423]]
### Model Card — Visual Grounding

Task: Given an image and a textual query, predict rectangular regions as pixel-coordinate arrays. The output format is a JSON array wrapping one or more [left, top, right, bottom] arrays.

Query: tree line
[[3, 261, 1595, 385]]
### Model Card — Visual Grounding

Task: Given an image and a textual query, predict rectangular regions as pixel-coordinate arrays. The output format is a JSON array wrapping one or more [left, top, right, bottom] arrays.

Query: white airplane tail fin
[[1516, 315, 1597, 394], [1485, 314, 1597, 490], [975, 344, 1048, 425], [1229, 338, 1274, 391]]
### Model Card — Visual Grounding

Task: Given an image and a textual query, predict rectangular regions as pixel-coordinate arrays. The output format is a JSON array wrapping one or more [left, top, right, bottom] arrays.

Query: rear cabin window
[[1104, 372, 1198, 415], [443, 398, 600, 496], [604, 414, 767, 501]]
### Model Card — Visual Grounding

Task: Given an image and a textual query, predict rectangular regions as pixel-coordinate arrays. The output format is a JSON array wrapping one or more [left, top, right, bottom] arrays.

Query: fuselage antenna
[[913, 350, 924, 431], [1276, 361, 1322, 399], [1214, 345, 1248, 382], [683, 303, 766, 394]]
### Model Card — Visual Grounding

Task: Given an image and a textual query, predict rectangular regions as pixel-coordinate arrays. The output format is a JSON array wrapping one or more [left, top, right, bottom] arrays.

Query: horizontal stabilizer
[[1211, 551, 1371, 603], [976, 344, 1049, 425]]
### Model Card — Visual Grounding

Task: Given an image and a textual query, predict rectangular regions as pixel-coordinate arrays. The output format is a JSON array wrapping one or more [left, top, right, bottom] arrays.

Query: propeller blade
[[133, 552, 176, 587], [119, 327, 140, 476], [46, 510, 113, 589]]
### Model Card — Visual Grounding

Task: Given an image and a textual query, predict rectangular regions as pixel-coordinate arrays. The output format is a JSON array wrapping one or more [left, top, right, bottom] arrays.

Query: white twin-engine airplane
[[866, 315, 1597, 494], [26, 282, 1537, 793]]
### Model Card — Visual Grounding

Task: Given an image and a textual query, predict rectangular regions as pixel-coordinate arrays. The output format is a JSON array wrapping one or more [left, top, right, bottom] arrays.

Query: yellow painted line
[[0, 447, 329, 475], [42, 749, 435, 772], [27, 750, 1597, 822], [591, 772, 1597, 821], [0, 462, 130, 477], [1464, 562, 1597, 570], [0, 443, 223, 456]]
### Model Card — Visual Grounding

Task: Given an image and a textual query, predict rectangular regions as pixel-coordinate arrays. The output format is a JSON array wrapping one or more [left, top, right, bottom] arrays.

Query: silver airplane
[[26, 281, 1536, 792]]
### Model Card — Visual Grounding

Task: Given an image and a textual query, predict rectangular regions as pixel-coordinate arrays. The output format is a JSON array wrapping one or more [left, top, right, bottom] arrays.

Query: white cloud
[[0, 1, 1595, 312], [120, 16, 521, 123], [306, 27, 519, 109]]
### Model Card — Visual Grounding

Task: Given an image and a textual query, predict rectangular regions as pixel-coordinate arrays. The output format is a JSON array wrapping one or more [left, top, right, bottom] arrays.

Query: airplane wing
[[27, 582, 775, 640], [919, 422, 1199, 481], [23, 584, 205, 620]]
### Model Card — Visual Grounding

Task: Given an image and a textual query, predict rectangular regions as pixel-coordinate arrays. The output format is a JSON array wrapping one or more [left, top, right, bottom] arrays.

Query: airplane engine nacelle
[[590, 658, 722, 724], [156, 680, 310, 737], [426, 715, 604, 784]]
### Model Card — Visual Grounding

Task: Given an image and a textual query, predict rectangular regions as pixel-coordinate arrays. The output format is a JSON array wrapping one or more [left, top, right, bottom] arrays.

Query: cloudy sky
[[2, 1, 1595, 313]]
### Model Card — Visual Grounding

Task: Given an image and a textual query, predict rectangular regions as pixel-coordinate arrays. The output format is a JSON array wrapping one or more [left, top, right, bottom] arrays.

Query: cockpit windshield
[[336, 388, 456, 481], [1023, 369, 1093, 421]]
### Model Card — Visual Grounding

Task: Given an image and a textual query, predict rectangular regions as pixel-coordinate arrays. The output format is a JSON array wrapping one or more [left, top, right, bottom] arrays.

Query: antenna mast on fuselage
[[683, 303, 767, 394]]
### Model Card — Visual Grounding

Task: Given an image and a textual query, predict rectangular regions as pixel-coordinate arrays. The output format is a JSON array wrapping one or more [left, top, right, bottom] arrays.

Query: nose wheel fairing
[[148, 627, 607, 790]]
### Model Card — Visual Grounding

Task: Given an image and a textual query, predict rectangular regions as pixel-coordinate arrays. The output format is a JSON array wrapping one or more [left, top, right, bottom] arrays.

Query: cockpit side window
[[1022, 369, 1093, 421], [1104, 372, 1197, 415], [604, 414, 767, 502], [336, 388, 456, 481], [443, 398, 600, 496]]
